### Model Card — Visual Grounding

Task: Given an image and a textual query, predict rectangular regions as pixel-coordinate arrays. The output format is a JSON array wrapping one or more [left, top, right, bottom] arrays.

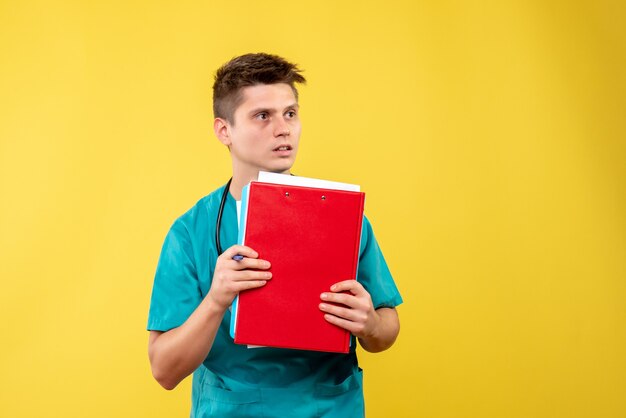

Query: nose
[[274, 118, 290, 137]]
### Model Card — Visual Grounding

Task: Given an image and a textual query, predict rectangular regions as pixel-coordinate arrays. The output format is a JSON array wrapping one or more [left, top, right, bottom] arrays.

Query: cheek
[[291, 122, 302, 136]]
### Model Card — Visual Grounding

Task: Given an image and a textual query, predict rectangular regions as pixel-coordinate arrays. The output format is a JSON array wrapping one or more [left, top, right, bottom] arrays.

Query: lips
[[273, 145, 292, 151]]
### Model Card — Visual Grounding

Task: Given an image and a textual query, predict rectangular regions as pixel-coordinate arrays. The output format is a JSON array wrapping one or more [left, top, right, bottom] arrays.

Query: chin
[[267, 163, 294, 174], [269, 168, 292, 174]]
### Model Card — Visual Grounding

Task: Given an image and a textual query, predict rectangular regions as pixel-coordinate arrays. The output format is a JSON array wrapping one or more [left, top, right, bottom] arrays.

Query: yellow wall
[[1, 1, 625, 417]]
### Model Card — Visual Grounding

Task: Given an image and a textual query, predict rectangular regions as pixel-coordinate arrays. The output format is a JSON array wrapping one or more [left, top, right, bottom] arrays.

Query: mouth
[[273, 145, 292, 152]]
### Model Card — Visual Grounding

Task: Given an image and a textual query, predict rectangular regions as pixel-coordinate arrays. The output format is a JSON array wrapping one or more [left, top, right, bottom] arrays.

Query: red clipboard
[[232, 181, 365, 353]]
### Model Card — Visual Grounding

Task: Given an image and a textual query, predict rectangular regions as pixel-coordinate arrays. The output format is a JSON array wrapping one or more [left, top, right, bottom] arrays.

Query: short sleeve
[[147, 219, 203, 331], [357, 216, 403, 309]]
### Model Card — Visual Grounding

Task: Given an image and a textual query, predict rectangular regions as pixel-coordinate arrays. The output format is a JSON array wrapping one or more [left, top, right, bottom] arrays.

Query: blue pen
[[232, 254, 244, 261]]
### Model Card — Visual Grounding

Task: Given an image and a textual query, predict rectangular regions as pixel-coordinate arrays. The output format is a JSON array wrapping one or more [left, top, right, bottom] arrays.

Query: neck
[[228, 167, 291, 200], [228, 175, 254, 201]]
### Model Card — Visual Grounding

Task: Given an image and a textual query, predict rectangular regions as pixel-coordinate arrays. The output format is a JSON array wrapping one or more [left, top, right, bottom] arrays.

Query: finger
[[230, 270, 272, 282], [319, 303, 364, 323], [233, 257, 271, 271], [233, 279, 269, 292], [323, 314, 361, 334], [320, 292, 359, 308], [222, 245, 259, 260], [329, 280, 365, 296]]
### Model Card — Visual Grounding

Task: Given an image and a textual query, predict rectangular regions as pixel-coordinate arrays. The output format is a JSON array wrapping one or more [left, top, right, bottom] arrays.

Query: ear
[[214, 117, 232, 146]]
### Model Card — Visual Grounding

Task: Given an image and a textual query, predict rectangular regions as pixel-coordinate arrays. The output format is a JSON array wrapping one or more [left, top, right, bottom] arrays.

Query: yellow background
[[1, 1, 625, 417]]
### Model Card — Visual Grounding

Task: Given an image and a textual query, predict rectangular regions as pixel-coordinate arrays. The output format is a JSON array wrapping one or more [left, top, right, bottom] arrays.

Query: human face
[[218, 83, 301, 180]]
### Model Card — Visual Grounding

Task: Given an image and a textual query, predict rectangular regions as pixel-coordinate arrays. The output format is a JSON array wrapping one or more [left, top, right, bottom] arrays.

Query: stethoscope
[[215, 174, 295, 255], [215, 177, 233, 255]]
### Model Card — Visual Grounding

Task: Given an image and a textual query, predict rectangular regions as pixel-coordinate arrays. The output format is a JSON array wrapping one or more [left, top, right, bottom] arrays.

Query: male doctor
[[147, 53, 402, 417]]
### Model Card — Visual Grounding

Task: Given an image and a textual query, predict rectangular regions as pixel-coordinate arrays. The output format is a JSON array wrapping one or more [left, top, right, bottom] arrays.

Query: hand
[[319, 280, 381, 340], [206, 245, 272, 312]]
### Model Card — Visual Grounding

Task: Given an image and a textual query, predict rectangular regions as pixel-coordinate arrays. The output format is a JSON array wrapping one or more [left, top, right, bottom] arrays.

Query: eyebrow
[[248, 103, 299, 117]]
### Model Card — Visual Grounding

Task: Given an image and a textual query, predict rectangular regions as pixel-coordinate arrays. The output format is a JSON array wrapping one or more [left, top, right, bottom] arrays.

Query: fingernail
[[319, 303, 327, 309], [331, 285, 337, 291], [320, 293, 328, 300], [266, 272, 272, 278]]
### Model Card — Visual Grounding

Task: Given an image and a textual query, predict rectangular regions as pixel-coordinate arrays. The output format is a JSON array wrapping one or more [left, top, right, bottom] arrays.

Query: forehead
[[235, 83, 297, 113]]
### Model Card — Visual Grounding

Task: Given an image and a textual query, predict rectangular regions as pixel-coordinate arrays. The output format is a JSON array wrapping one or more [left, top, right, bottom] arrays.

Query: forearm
[[358, 307, 400, 353], [148, 297, 226, 390]]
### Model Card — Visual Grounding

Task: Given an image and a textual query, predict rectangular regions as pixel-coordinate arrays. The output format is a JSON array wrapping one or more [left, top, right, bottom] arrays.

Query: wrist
[[203, 292, 230, 316], [363, 310, 382, 340]]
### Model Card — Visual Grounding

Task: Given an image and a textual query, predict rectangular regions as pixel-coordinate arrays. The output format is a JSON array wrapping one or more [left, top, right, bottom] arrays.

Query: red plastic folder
[[232, 181, 365, 353]]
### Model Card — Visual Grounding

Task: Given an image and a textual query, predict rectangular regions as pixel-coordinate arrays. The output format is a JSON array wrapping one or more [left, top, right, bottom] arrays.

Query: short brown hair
[[212, 53, 306, 124]]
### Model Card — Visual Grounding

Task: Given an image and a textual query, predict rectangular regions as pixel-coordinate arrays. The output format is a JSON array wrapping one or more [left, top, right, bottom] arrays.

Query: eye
[[255, 112, 269, 120], [285, 110, 297, 118]]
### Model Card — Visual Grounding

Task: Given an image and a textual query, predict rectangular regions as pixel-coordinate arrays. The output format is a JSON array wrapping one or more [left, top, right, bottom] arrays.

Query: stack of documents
[[230, 172, 365, 353]]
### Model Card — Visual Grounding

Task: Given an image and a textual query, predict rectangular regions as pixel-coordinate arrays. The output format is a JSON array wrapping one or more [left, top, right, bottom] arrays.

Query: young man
[[147, 53, 402, 417]]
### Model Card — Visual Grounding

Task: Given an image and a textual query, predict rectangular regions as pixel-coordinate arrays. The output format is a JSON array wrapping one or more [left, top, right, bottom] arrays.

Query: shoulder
[[163, 186, 227, 244], [362, 214, 373, 232], [360, 214, 376, 242], [173, 186, 226, 228]]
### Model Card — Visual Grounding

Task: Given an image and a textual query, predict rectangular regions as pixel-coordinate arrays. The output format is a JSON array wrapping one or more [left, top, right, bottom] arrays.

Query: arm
[[148, 301, 224, 390], [319, 280, 400, 353], [148, 245, 272, 390]]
